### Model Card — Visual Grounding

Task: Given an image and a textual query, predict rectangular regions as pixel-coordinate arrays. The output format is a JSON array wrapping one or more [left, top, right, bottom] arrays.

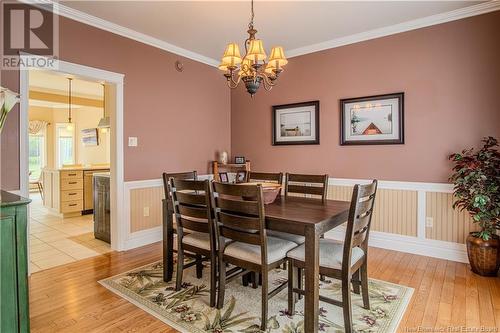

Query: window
[[56, 123, 75, 168], [29, 133, 45, 180]]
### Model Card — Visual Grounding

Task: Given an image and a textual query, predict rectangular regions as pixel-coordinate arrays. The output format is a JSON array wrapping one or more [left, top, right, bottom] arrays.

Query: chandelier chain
[[248, 0, 254, 29]]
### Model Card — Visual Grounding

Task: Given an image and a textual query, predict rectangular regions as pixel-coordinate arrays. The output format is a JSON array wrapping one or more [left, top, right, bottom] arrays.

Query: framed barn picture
[[272, 101, 320, 145], [340, 93, 404, 145]]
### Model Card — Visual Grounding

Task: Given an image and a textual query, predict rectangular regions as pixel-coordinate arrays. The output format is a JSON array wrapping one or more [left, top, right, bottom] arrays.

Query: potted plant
[[449, 137, 500, 276], [0, 87, 20, 133]]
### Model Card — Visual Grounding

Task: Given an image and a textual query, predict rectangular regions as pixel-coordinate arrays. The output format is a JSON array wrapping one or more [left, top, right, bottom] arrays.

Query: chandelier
[[218, 0, 288, 97]]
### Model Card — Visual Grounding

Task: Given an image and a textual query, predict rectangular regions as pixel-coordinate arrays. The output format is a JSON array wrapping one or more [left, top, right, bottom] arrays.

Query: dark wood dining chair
[[162, 171, 198, 281], [170, 178, 220, 307], [284, 173, 328, 202], [286, 180, 378, 333], [212, 182, 297, 330], [267, 173, 329, 246], [247, 171, 283, 184]]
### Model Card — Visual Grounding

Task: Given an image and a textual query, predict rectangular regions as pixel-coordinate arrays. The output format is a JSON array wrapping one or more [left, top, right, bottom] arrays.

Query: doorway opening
[[19, 57, 125, 273]]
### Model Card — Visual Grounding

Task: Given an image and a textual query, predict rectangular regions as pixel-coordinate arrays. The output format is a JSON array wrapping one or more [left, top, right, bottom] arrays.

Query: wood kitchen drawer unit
[[61, 178, 83, 190], [61, 200, 83, 213], [60, 170, 83, 179], [61, 189, 83, 202]]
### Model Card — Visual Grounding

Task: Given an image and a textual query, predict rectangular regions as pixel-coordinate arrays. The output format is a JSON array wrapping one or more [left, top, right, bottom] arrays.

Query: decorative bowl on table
[[241, 182, 282, 204]]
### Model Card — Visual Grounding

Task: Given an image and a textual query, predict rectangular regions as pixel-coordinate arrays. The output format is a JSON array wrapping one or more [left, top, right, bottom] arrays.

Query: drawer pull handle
[[69, 182, 77, 184], [69, 203, 77, 207], [68, 173, 76, 176], [69, 193, 77, 196]]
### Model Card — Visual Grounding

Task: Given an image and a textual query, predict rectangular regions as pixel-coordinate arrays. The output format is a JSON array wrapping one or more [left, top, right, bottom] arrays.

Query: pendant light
[[97, 83, 110, 130], [66, 78, 74, 131]]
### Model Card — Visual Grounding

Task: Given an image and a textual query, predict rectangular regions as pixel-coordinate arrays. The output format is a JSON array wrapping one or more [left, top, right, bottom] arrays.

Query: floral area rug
[[99, 260, 413, 333]]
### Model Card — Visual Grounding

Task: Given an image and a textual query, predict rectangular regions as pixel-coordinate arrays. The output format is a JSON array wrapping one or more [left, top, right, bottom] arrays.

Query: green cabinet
[[0, 191, 31, 333]]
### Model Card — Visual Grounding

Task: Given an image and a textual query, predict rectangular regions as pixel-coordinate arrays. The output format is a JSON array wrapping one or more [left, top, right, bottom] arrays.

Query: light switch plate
[[128, 137, 138, 147], [143, 207, 150, 217]]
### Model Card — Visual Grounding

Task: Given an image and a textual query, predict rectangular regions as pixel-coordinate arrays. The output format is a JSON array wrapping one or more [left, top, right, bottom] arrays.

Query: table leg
[[304, 226, 320, 333], [162, 199, 174, 282]]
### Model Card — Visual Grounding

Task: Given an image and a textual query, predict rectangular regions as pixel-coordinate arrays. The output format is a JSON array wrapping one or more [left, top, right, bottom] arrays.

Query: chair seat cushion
[[223, 236, 298, 265], [267, 230, 305, 244], [182, 232, 230, 250], [287, 239, 365, 270]]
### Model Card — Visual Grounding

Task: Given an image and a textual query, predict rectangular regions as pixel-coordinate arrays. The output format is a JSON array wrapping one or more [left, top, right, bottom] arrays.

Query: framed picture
[[81, 128, 99, 146], [272, 101, 319, 145], [219, 172, 229, 183], [234, 156, 245, 164], [236, 171, 247, 183], [340, 92, 404, 145]]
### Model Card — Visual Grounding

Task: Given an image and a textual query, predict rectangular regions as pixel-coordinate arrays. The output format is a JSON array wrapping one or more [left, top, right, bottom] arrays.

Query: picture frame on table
[[219, 172, 229, 183], [340, 92, 404, 145], [272, 101, 320, 145], [236, 171, 247, 183], [234, 156, 246, 164]]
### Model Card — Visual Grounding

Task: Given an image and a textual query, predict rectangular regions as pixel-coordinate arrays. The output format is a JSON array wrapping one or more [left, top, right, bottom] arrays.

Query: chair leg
[[252, 272, 258, 289], [361, 261, 370, 310], [352, 269, 361, 294], [260, 270, 268, 331], [175, 251, 184, 291], [242, 273, 249, 287], [217, 256, 226, 309], [341, 277, 353, 333], [297, 268, 303, 300], [38, 182, 44, 201], [288, 263, 298, 314], [195, 255, 203, 279], [209, 255, 217, 308]]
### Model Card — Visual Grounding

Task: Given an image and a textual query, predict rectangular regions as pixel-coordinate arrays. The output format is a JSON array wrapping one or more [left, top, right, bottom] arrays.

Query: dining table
[[162, 194, 351, 333]]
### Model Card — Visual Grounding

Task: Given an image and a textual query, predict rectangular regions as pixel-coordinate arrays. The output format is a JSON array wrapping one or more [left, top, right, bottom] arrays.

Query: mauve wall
[[1, 14, 230, 190], [231, 12, 500, 183]]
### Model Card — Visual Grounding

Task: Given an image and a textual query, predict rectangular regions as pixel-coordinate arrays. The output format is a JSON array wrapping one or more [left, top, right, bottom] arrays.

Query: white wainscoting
[[122, 176, 469, 263]]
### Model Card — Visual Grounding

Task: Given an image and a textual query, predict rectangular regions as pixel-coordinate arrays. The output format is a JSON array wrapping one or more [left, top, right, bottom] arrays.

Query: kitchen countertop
[[43, 166, 110, 171]]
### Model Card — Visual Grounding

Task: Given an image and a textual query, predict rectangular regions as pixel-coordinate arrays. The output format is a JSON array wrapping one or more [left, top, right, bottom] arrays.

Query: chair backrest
[[247, 171, 283, 184], [211, 182, 268, 264], [170, 178, 215, 248], [284, 173, 328, 202], [162, 171, 198, 201], [343, 180, 378, 269]]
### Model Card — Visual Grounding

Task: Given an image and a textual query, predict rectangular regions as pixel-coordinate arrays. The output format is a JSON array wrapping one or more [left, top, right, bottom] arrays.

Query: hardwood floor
[[29, 243, 500, 332]]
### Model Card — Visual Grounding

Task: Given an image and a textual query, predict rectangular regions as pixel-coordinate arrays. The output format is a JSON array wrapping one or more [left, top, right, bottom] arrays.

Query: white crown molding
[[286, 1, 500, 58], [19, 0, 220, 67], [19, 0, 500, 68]]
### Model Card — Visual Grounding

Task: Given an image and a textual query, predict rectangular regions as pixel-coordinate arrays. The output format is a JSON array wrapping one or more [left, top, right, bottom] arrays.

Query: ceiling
[[29, 70, 104, 108], [61, 1, 485, 63], [29, 70, 104, 98]]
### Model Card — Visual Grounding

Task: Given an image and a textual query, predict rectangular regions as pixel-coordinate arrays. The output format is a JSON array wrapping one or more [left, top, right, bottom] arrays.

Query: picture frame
[[219, 172, 229, 183], [236, 171, 247, 183], [340, 92, 404, 145], [81, 128, 99, 146], [234, 156, 245, 164], [272, 101, 320, 145]]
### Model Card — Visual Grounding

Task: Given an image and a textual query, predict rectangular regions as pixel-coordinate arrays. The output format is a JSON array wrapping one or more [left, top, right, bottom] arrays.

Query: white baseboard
[[123, 226, 163, 251], [325, 227, 468, 263]]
